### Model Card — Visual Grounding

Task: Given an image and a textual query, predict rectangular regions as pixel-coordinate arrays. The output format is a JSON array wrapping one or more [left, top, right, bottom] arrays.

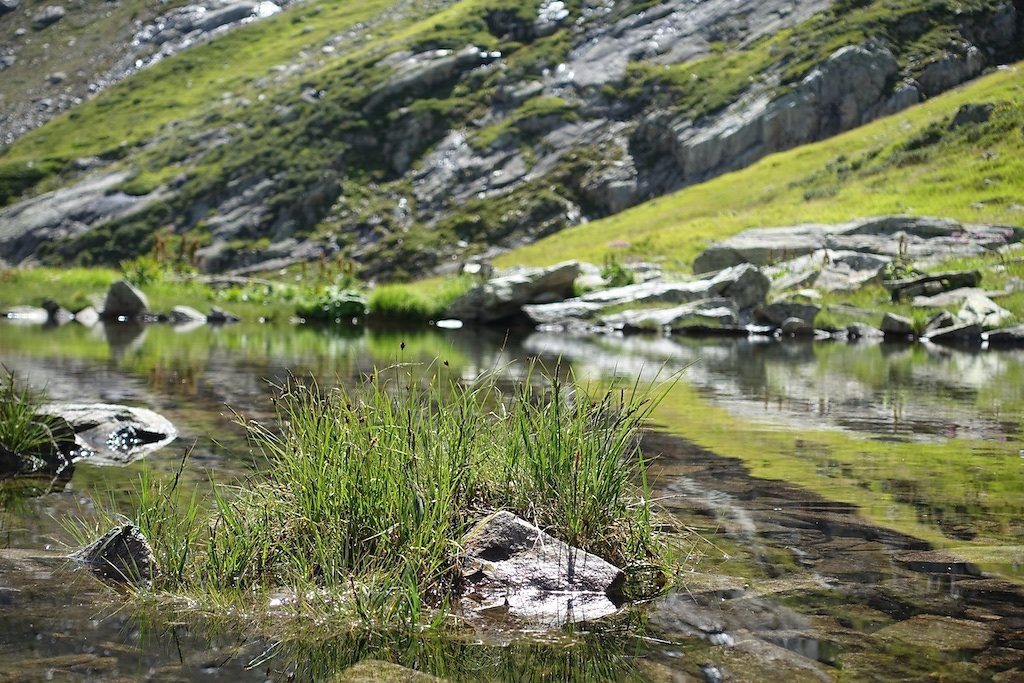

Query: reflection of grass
[[651, 378, 1024, 577], [93, 366, 669, 626]]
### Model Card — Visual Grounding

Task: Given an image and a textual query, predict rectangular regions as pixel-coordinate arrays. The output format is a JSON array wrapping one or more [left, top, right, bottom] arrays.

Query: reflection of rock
[[73, 306, 99, 327], [73, 523, 155, 585], [102, 320, 147, 357], [0, 412, 77, 478], [459, 511, 624, 626], [37, 403, 177, 465]]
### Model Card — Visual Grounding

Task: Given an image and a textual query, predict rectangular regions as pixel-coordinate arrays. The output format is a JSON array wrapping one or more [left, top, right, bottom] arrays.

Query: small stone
[[31, 5, 65, 29], [47, 71, 66, 84], [74, 523, 156, 585]]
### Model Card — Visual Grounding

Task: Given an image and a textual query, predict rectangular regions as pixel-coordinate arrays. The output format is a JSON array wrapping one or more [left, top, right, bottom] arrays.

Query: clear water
[[2, 320, 1023, 681]]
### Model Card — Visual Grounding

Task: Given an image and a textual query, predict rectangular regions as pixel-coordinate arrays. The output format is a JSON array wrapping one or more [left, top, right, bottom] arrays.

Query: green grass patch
[[367, 276, 473, 321], [88, 365, 670, 626]]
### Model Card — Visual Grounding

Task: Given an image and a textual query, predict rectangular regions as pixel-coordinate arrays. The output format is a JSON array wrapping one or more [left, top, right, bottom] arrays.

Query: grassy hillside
[[498, 63, 1024, 272]]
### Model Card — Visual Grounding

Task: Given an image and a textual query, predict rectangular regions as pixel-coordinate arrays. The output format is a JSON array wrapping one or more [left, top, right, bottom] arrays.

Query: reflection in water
[[2, 320, 1024, 680]]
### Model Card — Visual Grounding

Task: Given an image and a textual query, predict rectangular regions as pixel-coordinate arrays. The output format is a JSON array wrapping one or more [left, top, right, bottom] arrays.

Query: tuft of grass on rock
[[110, 363, 671, 626]]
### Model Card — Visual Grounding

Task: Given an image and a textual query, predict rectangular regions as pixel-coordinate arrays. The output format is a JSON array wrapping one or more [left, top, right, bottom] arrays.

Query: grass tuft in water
[[109, 363, 672, 626]]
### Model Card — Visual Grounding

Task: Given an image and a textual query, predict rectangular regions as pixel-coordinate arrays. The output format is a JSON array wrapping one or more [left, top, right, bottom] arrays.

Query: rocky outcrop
[[524, 263, 770, 327], [459, 511, 624, 626], [694, 217, 1022, 274], [446, 261, 580, 322], [73, 523, 156, 585], [364, 46, 497, 115]]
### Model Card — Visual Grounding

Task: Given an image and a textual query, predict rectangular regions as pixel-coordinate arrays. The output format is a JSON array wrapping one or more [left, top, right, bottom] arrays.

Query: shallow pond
[[1, 319, 1023, 681]]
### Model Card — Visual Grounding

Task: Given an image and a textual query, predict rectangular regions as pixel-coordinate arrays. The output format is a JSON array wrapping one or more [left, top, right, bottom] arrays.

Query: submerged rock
[[459, 511, 624, 626], [73, 523, 155, 585], [876, 615, 992, 652]]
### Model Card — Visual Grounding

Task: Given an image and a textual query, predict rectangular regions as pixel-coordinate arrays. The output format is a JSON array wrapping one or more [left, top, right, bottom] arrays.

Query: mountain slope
[[0, 0, 1021, 277]]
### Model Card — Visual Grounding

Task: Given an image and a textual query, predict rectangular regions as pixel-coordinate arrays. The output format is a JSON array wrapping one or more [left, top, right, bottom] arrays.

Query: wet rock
[[880, 312, 914, 338], [41, 300, 72, 325], [876, 615, 991, 652], [459, 511, 624, 625], [2, 306, 49, 325], [756, 301, 819, 327], [170, 305, 207, 324], [950, 102, 995, 129], [73, 523, 155, 585], [957, 293, 1013, 328], [987, 324, 1024, 347], [73, 305, 99, 327], [207, 306, 240, 324], [101, 280, 149, 320], [332, 660, 443, 683], [36, 403, 177, 465], [446, 261, 580, 322], [846, 322, 884, 340], [780, 317, 815, 337], [927, 322, 982, 346], [31, 5, 65, 30], [886, 270, 982, 302]]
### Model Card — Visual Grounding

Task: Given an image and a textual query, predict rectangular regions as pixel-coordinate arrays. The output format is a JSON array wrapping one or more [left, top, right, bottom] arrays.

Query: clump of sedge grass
[[114, 363, 671, 626]]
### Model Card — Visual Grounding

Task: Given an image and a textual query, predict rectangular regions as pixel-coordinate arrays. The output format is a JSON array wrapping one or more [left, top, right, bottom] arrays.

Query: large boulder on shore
[[102, 279, 149, 320], [445, 261, 580, 322], [459, 511, 624, 626]]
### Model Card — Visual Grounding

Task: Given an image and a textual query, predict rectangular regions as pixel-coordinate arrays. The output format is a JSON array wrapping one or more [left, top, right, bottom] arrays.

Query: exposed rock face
[[0, 172, 151, 266], [73, 523, 156, 585], [36, 403, 177, 465], [102, 279, 149, 320], [459, 511, 624, 626], [446, 261, 580, 322], [694, 217, 1022, 274]]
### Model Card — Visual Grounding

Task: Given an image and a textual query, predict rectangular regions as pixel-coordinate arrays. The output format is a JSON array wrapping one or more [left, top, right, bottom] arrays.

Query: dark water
[[2, 320, 1023, 681]]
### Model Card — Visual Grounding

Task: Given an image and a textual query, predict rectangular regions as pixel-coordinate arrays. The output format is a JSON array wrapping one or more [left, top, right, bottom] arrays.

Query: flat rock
[[601, 297, 737, 332], [447, 261, 580, 322], [36, 403, 177, 465], [927, 322, 982, 346], [459, 511, 624, 626], [875, 615, 991, 652]]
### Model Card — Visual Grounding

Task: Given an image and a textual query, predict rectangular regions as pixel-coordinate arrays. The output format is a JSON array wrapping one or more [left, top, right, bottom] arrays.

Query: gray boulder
[[446, 261, 580, 322], [880, 312, 915, 338], [957, 293, 1012, 329], [73, 306, 99, 327], [756, 301, 820, 327], [927, 323, 982, 346], [170, 305, 207, 324], [459, 511, 624, 626], [0, 0, 20, 15], [102, 280, 149, 320], [780, 317, 815, 337], [74, 523, 155, 585], [601, 297, 737, 332], [987, 324, 1024, 347], [846, 322, 884, 340], [36, 403, 177, 465], [196, 2, 256, 32], [31, 5, 64, 29]]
